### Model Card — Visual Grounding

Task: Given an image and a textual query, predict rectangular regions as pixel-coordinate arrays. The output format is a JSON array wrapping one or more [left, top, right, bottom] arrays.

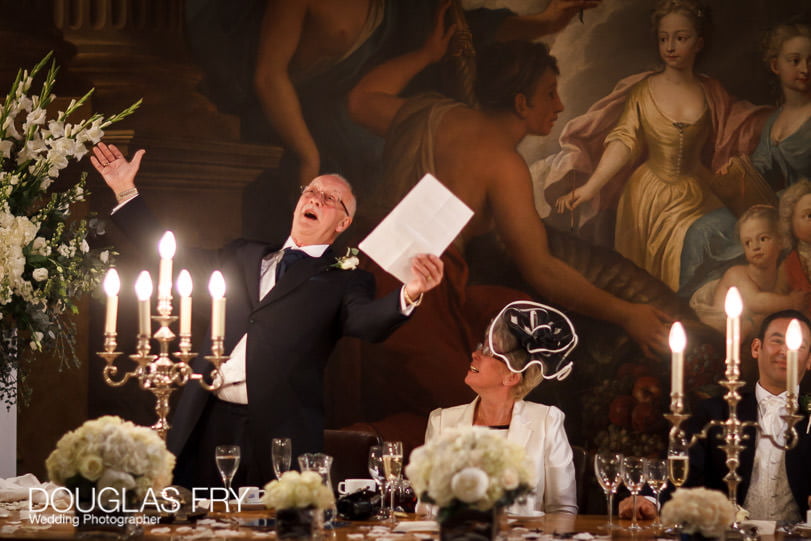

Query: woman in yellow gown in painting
[[554, 0, 768, 292]]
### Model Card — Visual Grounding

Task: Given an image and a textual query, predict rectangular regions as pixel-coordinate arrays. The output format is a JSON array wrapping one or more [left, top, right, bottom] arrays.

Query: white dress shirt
[[742, 382, 801, 522]]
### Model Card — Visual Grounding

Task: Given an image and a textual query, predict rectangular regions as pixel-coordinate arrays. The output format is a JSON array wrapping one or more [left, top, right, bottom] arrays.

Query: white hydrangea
[[45, 416, 175, 501], [405, 426, 534, 511], [263, 471, 334, 510], [661, 487, 736, 537]]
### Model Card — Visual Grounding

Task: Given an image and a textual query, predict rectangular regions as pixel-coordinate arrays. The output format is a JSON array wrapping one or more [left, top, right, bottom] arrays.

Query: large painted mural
[[5, 0, 810, 485], [174, 0, 811, 468]]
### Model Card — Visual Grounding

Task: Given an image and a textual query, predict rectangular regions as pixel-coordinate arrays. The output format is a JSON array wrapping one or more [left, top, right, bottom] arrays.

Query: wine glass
[[215, 444, 241, 497], [381, 441, 403, 525], [594, 452, 623, 530], [644, 458, 668, 529], [271, 437, 292, 480], [368, 445, 388, 520], [622, 456, 647, 532], [668, 438, 689, 489]]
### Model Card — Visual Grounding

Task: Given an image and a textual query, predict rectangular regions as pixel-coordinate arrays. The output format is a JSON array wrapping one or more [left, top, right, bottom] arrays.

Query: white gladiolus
[[0, 53, 136, 406]]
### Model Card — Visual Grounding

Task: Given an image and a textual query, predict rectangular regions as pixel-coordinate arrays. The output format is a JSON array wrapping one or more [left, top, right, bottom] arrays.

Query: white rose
[[499, 467, 520, 490], [32, 268, 48, 281], [451, 467, 489, 503], [338, 256, 359, 270], [100, 250, 109, 263], [78, 454, 104, 482]]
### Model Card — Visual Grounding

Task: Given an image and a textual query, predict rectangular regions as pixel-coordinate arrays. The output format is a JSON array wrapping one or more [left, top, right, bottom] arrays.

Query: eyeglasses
[[300, 185, 349, 216]]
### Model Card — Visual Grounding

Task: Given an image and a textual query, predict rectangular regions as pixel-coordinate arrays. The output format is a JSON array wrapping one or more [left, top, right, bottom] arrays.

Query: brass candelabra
[[98, 271, 229, 440], [665, 378, 803, 511]]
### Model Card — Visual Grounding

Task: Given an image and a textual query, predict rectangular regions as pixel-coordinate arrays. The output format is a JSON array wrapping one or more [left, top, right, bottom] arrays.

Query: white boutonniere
[[331, 247, 359, 270]]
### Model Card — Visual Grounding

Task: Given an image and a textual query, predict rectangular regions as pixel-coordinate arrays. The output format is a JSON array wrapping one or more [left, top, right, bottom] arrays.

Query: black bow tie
[[275, 248, 309, 281]]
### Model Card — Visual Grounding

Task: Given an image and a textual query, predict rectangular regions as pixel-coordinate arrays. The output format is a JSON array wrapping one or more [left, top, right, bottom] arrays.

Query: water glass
[[622, 456, 647, 532], [594, 452, 623, 530], [215, 444, 241, 497], [644, 458, 668, 528], [272, 437, 292, 480], [298, 453, 336, 524]]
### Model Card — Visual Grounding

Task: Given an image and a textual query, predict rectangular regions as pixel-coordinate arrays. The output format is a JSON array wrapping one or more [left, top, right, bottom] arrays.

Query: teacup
[[337, 478, 376, 495], [238, 485, 265, 504]]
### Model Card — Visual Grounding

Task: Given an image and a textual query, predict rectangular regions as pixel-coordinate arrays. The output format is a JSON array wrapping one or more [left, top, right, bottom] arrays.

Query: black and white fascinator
[[486, 300, 578, 381]]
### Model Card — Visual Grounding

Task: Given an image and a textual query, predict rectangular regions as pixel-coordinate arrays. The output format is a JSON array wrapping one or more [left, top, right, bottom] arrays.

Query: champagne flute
[[622, 456, 647, 532], [271, 437, 292, 480], [368, 445, 388, 520], [668, 438, 689, 488], [381, 441, 403, 525], [594, 452, 623, 530], [215, 444, 241, 497], [644, 458, 668, 529]]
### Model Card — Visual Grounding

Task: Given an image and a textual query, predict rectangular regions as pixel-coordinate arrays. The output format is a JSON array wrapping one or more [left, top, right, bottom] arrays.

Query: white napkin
[[0, 474, 66, 503], [740, 520, 776, 535], [393, 520, 439, 532]]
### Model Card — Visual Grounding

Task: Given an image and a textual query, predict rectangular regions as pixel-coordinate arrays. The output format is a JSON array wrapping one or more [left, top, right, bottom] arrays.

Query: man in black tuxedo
[[620, 310, 811, 521], [91, 142, 444, 489]]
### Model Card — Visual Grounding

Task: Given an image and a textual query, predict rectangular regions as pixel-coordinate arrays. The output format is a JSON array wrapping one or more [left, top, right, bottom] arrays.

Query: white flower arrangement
[[660, 487, 736, 537], [330, 247, 359, 270], [405, 426, 534, 518], [262, 470, 334, 510], [0, 52, 139, 406], [45, 416, 175, 505]]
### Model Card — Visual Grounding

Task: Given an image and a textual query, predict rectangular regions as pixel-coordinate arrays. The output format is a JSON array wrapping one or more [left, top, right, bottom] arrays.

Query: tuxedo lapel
[[256, 250, 332, 309]]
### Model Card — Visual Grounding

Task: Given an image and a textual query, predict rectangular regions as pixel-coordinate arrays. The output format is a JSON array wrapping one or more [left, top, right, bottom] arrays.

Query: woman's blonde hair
[[779, 179, 811, 250], [488, 317, 543, 400], [763, 23, 811, 66]]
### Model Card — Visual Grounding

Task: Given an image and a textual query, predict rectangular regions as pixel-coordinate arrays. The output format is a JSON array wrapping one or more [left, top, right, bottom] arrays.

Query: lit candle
[[669, 322, 686, 397], [724, 287, 743, 380], [158, 231, 176, 300], [102, 268, 120, 334], [135, 271, 153, 336], [786, 318, 802, 393], [209, 271, 226, 340], [177, 269, 193, 336]]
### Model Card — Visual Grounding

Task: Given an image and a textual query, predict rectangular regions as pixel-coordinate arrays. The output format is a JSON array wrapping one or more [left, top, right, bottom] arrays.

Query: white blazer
[[425, 398, 578, 515]]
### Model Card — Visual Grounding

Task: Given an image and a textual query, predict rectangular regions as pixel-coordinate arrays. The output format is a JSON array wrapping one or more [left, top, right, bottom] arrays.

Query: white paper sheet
[[359, 174, 473, 283]]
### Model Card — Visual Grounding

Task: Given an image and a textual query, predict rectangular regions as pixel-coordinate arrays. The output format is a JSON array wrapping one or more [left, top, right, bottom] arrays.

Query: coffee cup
[[238, 485, 265, 504], [337, 478, 376, 495]]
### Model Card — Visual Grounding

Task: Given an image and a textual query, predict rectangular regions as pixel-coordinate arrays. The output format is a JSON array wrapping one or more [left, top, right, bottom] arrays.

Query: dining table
[[0, 505, 798, 541]]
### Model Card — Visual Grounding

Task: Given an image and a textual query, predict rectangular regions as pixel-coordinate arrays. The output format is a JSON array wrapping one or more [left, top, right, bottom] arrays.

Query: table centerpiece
[[45, 415, 175, 538], [263, 470, 334, 540], [405, 425, 535, 541]]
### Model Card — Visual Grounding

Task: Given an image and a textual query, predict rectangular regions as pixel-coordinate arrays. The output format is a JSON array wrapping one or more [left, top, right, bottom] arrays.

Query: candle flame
[[159, 231, 176, 259], [724, 287, 743, 318], [135, 271, 153, 301], [177, 269, 193, 297], [209, 271, 226, 299], [103, 268, 120, 296], [787, 318, 803, 351], [669, 322, 686, 353]]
